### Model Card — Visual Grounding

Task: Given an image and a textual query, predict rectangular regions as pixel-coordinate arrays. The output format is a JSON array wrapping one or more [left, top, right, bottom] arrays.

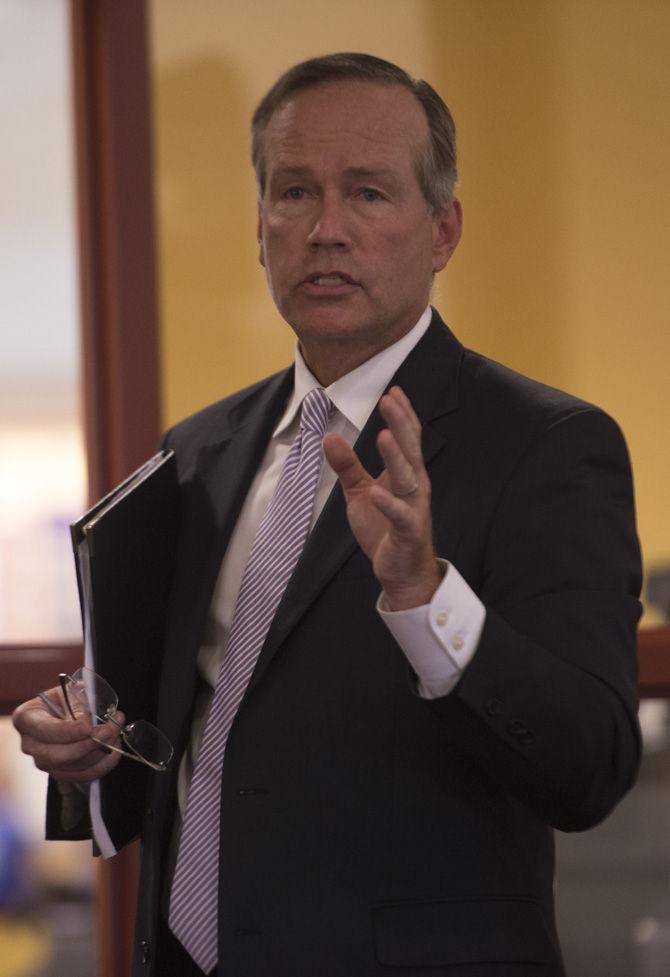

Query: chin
[[295, 318, 373, 345]]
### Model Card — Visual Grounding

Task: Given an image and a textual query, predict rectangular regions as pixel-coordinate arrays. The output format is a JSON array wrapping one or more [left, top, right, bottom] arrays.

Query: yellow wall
[[150, 0, 669, 605], [429, 0, 670, 585]]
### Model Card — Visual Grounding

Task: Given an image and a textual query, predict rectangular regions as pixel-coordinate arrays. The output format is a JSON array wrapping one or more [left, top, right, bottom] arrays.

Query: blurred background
[[0, 2, 92, 974], [1, 1, 668, 975]]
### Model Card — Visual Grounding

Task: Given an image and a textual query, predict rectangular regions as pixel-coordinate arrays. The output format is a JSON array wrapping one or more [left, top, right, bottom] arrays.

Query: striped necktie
[[169, 386, 333, 974]]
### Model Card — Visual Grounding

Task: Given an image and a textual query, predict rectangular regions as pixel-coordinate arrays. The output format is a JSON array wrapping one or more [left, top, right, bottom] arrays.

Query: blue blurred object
[[0, 799, 29, 910]]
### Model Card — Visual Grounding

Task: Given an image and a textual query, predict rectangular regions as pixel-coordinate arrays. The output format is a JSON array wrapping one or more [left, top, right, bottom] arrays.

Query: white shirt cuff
[[376, 560, 486, 699]]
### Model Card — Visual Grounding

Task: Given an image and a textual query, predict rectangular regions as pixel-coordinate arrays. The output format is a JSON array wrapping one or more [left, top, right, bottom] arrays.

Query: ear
[[257, 206, 266, 268], [431, 198, 463, 273]]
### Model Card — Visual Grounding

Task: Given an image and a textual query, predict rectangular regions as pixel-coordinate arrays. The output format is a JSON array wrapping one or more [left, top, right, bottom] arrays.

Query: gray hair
[[251, 52, 457, 213]]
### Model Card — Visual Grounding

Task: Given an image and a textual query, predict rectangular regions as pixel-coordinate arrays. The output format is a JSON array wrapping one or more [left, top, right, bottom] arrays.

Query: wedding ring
[[394, 482, 419, 497]]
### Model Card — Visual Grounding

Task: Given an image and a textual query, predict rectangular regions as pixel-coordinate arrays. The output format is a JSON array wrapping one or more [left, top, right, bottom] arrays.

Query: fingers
[[51, 733, 125, 783], [377, 386, 426, 498], [324, 386, 426, 501], [383, 386, 422, 444], [323, 432, 371, 491], [13, 690, 91, 744], [12, 693, 125, 782], [376, 430, 419, 499], [322, 387, 439, 608]]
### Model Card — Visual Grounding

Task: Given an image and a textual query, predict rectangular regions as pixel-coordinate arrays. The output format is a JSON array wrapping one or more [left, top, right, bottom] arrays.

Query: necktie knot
[[300, 387, 332, 437]]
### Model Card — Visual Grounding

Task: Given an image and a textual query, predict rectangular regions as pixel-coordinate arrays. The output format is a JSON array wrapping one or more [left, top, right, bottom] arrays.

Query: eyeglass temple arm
[[89, 733, 167, 771], [38, 691, 67, 720], [58, 673, 78, 722]]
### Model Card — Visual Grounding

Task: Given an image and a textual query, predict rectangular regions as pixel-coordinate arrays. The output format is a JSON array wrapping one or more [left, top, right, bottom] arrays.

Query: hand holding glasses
[[39, 667, 173, 772]]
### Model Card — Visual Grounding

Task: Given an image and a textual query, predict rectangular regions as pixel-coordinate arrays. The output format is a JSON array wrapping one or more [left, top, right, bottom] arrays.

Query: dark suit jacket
[[51, 312, 642, 976]]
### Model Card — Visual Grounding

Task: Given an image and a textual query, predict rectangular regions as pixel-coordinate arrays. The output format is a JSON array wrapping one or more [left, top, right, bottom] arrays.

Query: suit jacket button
[[484, 698, 502, 717], [507, 720, 526, 736], [140, 940, 150, 964]]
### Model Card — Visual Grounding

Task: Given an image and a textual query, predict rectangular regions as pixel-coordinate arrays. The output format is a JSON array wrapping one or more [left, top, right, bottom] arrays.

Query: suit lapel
[[247, 311, 464, 694], [159, 369, 294, 741], [197, 371, 294, 572]]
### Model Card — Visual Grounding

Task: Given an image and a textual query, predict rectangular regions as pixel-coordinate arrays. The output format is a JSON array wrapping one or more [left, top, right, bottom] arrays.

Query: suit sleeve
[[428, 407, 642, 831]]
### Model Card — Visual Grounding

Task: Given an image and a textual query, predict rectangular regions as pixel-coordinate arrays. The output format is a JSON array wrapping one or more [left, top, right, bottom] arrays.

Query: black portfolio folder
[[70, 449, 180, 851]]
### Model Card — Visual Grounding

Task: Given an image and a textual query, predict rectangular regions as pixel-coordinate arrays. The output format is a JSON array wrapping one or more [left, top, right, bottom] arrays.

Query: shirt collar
[[273, 306, 433, 437]]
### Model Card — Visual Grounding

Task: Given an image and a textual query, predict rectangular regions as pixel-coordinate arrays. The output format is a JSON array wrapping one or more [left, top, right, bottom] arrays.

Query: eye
[[284, 186, 305, 200], [359, 187, 383, 203]]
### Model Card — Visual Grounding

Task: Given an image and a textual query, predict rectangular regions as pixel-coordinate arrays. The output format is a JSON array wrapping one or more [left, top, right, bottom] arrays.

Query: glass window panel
[[0, 3, 94, 974], [0, 0, 85, 642]]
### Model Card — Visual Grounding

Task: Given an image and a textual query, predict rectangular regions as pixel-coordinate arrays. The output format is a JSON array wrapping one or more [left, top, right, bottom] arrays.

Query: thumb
[[323, 433, 369, 490]]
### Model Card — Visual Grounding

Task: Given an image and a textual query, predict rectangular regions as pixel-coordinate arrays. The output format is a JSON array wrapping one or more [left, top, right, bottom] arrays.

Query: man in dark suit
[[14, 54, 641, 976]]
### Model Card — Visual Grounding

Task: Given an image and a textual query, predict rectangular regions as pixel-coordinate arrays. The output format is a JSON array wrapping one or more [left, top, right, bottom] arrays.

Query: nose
[[307, 193, 351, 250]]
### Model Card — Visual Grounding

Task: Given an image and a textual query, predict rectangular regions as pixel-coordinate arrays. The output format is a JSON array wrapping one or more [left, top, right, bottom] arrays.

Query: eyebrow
[[270, 165, 312, 181], [269, 165, 400, 185], [343, 167, 399, 183]]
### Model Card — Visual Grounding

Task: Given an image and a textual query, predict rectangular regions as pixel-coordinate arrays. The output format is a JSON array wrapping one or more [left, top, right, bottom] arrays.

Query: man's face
[[257, 81, 461, 378]]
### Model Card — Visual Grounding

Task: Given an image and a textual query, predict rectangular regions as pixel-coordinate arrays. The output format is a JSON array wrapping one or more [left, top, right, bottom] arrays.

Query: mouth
[[303, 271, 359, 288]]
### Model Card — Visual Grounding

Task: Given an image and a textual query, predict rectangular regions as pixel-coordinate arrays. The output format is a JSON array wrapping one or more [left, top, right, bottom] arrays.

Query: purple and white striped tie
[[169, 386, 332, 974]]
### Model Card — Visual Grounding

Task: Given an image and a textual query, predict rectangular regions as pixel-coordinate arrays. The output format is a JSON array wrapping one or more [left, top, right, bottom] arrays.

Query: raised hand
[[323, 385, 442, 610]]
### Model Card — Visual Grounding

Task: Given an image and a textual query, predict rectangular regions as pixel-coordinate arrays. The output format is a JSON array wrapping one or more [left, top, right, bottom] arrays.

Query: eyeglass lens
[[66, 667, 173, 769]]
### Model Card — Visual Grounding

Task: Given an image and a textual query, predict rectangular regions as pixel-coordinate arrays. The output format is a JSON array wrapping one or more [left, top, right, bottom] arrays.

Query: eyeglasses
[[39, 666, 173, 772]]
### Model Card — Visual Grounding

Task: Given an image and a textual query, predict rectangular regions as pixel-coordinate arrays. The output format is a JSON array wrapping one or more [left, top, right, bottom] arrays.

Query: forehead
[[262, 81, 428, 173]]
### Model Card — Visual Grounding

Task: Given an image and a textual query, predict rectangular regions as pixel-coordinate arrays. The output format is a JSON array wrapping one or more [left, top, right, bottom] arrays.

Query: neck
[[298, 326, 420, 387], [300, 345, 375, 386]]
